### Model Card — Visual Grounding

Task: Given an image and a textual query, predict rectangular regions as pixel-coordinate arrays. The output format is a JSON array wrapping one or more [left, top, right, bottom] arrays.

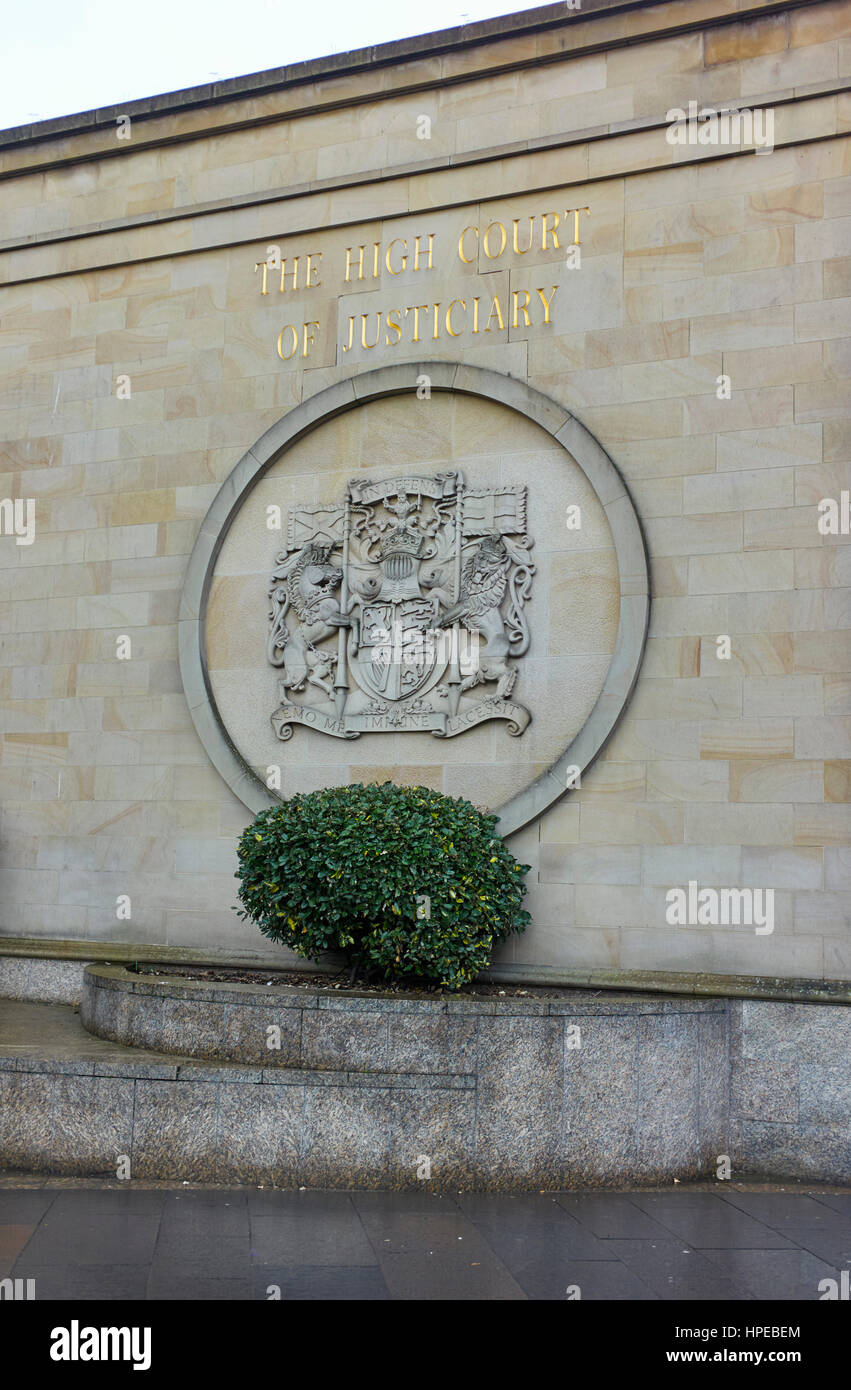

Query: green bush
[[233, 782, 530, 990]]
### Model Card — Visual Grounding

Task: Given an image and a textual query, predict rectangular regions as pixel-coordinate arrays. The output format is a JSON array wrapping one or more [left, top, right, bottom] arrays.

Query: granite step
[[0, 999, 475, 1188]]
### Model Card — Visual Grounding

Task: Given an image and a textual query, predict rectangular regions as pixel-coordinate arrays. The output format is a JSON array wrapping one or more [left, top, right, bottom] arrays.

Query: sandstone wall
[[0, 0, 848, 981]]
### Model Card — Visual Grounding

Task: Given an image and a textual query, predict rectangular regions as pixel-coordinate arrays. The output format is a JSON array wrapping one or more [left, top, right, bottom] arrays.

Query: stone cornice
[[0, 0, 811, 172]]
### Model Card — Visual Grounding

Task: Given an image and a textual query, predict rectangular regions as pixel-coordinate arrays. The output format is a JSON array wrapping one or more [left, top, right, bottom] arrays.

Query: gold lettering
[[373, 242, 380, 278], [431, 303, 441, 340], [277, 325, 298, 360], [279, 257, 299, 293], [342, 316, 355, 353], [413, 233, 434, 271], [472, 296, 480, 333], [541, 212, 560, 251], [535, 285, 558, 323], [361, 312, 382, 349], [483, 221, 507, 260], [458, 225, 478, 263], [254, 262, 270, 294], [306, 253, 322, 287], [405, 305, 429, 342], [512, 289, 531, 328], [512, 216, 534, 255], [571, 207, 590, 244], [445, 299, 465, 337], [302, 321, 319, 357], [484, 296, 505, 332], [345, 246, 366, 282], [385, 309, 403, 345], [386, 239, 408, 276]]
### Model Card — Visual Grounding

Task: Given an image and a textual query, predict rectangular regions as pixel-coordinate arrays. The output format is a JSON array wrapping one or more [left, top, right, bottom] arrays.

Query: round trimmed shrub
[[234, 782, 530, 990]]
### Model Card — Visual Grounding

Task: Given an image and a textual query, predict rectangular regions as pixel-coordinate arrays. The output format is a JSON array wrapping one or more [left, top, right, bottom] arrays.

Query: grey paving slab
[[630, 1190, 743, 1214], [376, 1250, 527, 1300], [247, 1188, 354, 1216], [718, 1190, 850, 1229], [252, 1265, 390, 1300], [1, 1181, 848, 1300], [151, 1222, 251, 1270], [467, 1211, 620, 1264], [147, 1271, 254, 1300], [631, 1203, 797, 1250], [48, 1188, 167, 1216], [603, 1239, 753, 1301], [166, 1188, 249, 1211], [0, 1190, 57, 1222], [765, 1223, 851, 1267], [19, 1211, 161, 1267], [700, 1247, 843, 1301], [812, 1193, 851, 1216], [351, 1190, 457, 1216], [13, 1263, 151, 1300], [556, 1194, 677, 1240], [511, 1256, 656, 1301], [356, 1208, 497, 1260], [248, 1212, 377, 1266]]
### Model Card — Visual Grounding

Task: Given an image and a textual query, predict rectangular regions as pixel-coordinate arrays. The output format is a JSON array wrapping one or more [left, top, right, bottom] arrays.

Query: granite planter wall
[[2, 966, 849, 1186], [74, 963, 732, 1188], [731, 1000, 851, 1185]]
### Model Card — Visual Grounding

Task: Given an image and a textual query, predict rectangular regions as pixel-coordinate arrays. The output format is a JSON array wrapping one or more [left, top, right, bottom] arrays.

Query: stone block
[[560, 1015, 639, 1184], [159, 996, 225, 1059], [798, 1064, 851, 1126], [0, 1071, 55, 1170], [222, 1002, 302, 1066], [386, 1087, 476, 1189], [698, 1011, 729, 1169], [385, 1013, 477, 1075], [732, 1058, 799, 1123], [50, 1075, 134, 1174], [474, 1016, 563, 1188], [132, 1079, 220, 1181], [300, 1085, 390, 1188], [301, 1009, 388, 1072], [740, 1121, 851, 1183], [217, 1081, 302, 1183], [634, 1013, 700, 1177]]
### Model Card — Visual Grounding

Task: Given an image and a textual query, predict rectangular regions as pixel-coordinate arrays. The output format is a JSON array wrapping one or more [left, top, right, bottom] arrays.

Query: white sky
[[0, 0, 539, 131]]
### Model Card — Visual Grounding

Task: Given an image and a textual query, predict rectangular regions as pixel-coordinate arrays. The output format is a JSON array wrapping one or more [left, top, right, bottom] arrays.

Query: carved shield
[[352, 599, 448, 702]]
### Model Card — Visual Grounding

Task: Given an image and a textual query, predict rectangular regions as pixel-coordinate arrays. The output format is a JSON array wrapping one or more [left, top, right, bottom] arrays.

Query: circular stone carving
[[178, 362, 649, 835]]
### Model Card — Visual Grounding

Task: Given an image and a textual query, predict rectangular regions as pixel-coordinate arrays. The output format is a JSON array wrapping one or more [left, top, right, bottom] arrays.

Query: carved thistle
[[268, 471, 535, 740]]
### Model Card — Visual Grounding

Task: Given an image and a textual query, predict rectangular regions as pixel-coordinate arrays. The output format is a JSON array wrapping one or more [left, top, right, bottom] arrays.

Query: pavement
[[0, 1179, 849, 1300]]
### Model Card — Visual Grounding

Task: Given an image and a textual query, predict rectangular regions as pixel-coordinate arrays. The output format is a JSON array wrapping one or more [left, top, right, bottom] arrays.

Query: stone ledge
[[1, 939, 849, 1005]]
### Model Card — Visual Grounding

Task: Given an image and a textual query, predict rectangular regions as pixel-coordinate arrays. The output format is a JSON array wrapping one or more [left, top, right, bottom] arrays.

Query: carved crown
[[376, 526, 424, 562]]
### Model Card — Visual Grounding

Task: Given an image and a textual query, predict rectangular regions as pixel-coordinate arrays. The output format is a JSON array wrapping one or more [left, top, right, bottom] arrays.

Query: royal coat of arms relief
[[266, 471, 535, 740]]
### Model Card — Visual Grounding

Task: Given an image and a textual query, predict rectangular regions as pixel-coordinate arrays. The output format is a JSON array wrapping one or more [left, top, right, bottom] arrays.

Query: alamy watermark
[[666, 881, 774, 935], [818, 491, 851, 535], [666, 102, 774, 155], [0, 497, 35, 545]]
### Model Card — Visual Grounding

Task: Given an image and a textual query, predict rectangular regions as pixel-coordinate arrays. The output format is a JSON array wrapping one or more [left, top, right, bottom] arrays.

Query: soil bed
[[125, 962, 601, 1001]]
